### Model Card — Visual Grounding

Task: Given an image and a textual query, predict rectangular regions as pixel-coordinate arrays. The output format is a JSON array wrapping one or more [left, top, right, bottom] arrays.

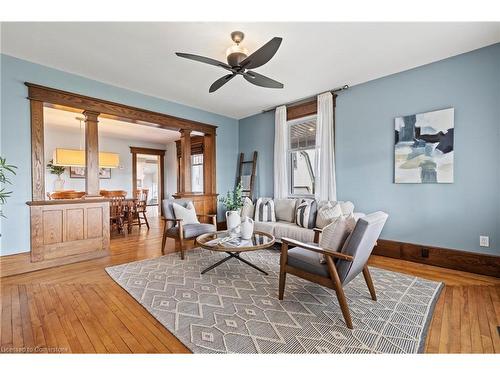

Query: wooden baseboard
[[373, 239, 500, 277], [0, 250, 109, 278]]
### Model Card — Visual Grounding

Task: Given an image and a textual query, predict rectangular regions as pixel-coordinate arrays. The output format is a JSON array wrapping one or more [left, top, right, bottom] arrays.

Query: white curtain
[[274, 105, 288, 199], [315, 92, 337, 201]]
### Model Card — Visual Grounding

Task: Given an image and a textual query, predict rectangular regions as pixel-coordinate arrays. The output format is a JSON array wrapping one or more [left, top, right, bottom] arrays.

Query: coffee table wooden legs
[[201, 252, 269, 275]]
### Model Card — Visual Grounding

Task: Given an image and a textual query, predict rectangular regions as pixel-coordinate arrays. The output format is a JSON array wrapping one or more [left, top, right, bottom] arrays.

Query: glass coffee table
[[196, 230, 275, 275]]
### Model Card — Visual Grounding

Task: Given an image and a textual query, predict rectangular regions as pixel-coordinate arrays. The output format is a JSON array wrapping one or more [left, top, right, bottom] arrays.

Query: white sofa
[[243, 198, 362, 243]]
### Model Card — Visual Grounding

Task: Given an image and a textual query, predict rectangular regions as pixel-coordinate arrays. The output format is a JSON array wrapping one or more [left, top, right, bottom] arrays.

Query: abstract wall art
[[394, 108, 454, 183]]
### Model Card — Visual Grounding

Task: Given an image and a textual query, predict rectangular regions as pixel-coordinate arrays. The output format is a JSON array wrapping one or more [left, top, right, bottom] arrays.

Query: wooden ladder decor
[[237, 151, 258, 201]]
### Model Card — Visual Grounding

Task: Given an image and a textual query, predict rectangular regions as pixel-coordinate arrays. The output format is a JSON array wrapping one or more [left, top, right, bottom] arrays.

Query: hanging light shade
[[53, 148, 120, 168], [98, 152, 120, 168]]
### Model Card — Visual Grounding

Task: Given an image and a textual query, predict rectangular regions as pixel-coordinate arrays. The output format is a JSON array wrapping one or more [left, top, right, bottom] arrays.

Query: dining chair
[[133, 188, 150, 230], [109, 196, 126, 234], [279, 211, 388, 329], [161, 199, 217, 259]]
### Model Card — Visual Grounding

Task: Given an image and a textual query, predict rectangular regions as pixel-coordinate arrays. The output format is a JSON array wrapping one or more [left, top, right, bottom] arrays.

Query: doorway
[[131, 147, 165, 216]]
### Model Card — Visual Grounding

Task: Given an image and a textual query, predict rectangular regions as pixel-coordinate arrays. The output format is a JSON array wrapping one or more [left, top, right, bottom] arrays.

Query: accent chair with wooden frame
[[161, 199, 217, 260], [279, 211, 388, 329]]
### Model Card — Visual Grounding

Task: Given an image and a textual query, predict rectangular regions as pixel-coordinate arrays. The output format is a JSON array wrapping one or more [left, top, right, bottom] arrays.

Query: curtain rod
[[262, 84, 349, 113]]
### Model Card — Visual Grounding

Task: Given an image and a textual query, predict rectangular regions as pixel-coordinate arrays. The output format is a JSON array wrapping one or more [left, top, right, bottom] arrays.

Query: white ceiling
[[2, 22, 500, 119], [44, 106, 180, 144]]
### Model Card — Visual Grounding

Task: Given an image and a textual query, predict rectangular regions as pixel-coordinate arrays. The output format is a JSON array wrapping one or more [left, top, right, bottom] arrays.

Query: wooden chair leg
[[325, 256, 353, 329], [362, 265, 377, 301], [278, 242, 288, 300], [143, 212, 150, 230], [179, 238, 185, 260], [161, 222, 167, 255]]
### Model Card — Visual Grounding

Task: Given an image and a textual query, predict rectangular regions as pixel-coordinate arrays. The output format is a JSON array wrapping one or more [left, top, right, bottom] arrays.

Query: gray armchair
[[161, 199, 217, 259], [279, 211, 388, 329]]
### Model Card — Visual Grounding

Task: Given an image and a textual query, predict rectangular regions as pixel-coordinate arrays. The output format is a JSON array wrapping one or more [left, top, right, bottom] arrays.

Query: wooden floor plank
[[1, 285, 13, 348], [11, 285, 24, 348], [424, 286, 445, 353], [475, 286, 494, 353], [24, 284, 47, 351], [1, 217, 498, 354], [459, 286, 472, 353], [449, 286, 461, 353], [467, 285, 483, 353], [18, 285, 35, 349]]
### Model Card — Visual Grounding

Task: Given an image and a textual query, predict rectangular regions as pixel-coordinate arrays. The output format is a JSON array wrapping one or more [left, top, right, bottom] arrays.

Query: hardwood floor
[[1, 218, 499, 353]]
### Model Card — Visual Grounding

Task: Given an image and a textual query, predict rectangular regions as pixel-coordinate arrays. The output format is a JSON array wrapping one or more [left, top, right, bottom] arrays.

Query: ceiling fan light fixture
[[226, 44, 248, 67], [225, 44, 248, 58]]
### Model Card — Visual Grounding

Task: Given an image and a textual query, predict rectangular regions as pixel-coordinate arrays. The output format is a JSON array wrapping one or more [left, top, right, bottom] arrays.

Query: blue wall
[[0, 54, 239, 256], [239, 43, 500, 255]]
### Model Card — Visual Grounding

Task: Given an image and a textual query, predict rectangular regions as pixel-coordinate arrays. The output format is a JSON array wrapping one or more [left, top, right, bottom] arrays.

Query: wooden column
[[30, 100, 45, 200], [179, 129, 192, 192], [84, 110, 100, 196], [203, 133, 216, 194]]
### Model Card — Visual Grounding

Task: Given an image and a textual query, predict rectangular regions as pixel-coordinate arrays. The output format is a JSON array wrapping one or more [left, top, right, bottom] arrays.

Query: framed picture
[[394, 108, 454, 184], [70, 167, 112, 179]]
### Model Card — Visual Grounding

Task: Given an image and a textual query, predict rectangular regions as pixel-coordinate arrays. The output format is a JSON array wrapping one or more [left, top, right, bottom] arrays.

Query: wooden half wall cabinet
[[0, 83, 218, 277]]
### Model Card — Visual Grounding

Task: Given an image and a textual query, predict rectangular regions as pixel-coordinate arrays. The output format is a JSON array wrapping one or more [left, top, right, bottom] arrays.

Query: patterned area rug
[[106, 248, 442, 353]]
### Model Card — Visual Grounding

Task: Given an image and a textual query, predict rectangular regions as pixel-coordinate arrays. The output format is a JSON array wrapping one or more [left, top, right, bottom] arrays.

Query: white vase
[[225, 210, 241, 237], [240, 217, 254, 240], [54, 176, 65, 191]]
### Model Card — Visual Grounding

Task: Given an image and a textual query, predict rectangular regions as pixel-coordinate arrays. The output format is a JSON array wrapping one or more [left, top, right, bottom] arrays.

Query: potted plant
[[0, 157, 17, 223], [219, 182, 244, 235], [47, 159, 66, 191]]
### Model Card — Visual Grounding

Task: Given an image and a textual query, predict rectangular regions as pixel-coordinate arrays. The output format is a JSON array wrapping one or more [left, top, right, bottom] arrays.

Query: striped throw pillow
[[254, 198, 276, 222], [295, 199, 318, 229]]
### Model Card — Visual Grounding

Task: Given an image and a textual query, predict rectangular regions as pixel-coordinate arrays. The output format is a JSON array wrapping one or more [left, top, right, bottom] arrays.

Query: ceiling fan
[[175, 31, 284, 93]]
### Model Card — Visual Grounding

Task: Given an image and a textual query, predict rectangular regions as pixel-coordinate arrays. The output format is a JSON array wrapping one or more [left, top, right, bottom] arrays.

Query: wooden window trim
[[286, 94, 337, 121]]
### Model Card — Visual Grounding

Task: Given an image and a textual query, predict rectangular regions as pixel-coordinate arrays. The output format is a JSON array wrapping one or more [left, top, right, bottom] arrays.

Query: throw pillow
[[339, 201, 355, 217], [315, 201, 342, 229], [172, 201, 199, 225], [274, 198, 297, 223], [318, 214, 356, 264], [295, 199, 318, 229], [240, 197, 254, 219], [254, 198, 276, 222]]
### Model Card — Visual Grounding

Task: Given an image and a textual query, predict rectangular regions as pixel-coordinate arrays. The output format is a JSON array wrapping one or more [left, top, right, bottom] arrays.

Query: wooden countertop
[[26, 198, 111, 206]]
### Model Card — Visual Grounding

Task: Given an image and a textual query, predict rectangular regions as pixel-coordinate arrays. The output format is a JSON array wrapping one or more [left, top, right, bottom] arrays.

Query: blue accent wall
[[0, 54, 239, 255], [239, 43, 500, 255]]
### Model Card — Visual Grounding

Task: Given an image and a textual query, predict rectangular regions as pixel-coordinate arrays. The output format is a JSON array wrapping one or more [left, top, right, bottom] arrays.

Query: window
[[288, 115, 317, 197], [191, 154, 204, 192]]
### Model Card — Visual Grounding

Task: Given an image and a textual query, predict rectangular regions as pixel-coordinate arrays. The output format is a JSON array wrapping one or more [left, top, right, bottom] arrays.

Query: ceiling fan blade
[[240, 37, 282, 69], [175, 52, 232, 71], [243, 71, 283, 89], [209, 74, 236, 93]]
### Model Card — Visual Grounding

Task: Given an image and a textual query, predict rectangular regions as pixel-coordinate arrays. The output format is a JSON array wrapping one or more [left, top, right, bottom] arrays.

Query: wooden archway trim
[[26, 82, 217, 201], [25, 83, 217, 135]]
